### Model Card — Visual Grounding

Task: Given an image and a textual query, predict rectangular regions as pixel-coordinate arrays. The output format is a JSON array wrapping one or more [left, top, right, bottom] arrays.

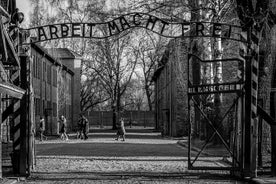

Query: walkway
[[8, 127, 249, 183]]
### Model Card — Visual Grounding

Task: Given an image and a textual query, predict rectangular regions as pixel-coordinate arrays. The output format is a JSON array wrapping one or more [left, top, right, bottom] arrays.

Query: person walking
[[115, 117, 126, 141], [39, 116, 46, 141], [82, 115, 89, 140], [77, 115, 84, 139], [60, 115, 69, 141]]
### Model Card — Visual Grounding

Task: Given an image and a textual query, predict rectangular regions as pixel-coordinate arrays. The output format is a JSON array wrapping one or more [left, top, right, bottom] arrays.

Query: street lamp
[[11, 8, 24, 25]]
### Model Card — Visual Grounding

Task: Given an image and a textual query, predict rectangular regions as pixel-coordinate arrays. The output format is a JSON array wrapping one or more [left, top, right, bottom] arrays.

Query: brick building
[[46, 48, 82, 130], [31, 44, 74, 135], [152, 38, 189, 137]]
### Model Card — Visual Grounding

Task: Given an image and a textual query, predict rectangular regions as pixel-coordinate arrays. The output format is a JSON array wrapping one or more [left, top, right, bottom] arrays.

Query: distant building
[[46, 48, 82, 130], [152, 38, 189, 137], [31, 44, 74, 135]]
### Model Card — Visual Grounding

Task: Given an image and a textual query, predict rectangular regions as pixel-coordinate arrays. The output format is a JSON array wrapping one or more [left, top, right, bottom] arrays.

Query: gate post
[[270, 89, 276, 176], [244, 46, 253, 177], [244, 26, 260, 178], [272, 125, 276, 176], [19, 55, 29, 176], [0, 93, 2, 178], [233, 31, 247, 177]]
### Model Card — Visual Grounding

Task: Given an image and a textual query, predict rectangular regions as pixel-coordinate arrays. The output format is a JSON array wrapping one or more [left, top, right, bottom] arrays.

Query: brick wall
[[154, 38, 190, 137]]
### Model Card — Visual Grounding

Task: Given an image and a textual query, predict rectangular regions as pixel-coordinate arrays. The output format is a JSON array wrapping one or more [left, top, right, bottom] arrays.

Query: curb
[[244, 177, 276, 184], [0, 178, 19, 184]]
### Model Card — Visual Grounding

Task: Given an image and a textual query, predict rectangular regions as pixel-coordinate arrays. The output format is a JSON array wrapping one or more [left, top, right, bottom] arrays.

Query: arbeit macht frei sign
[[22, 13, 244, 44]]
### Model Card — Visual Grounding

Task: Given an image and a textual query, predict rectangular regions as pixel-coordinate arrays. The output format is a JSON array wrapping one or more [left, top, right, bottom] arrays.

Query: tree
[[130, 29, 168, 111], [122, 78, 146, 111], [80, 61, 110, 112], [85, 32, 138, 129]]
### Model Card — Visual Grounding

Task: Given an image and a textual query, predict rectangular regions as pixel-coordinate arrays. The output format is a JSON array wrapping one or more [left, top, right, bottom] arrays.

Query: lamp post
[[11, 8, 24, 25]]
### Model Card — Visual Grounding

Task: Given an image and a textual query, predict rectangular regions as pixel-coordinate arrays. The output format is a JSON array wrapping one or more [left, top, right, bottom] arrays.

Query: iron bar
[[192, 97, 240, 165]]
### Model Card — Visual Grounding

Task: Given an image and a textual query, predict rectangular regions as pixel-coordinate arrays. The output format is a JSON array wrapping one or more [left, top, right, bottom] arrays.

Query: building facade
[[31, 44, 74, 135], [47, 48, 82, 131], [152, 38, 189, 137]]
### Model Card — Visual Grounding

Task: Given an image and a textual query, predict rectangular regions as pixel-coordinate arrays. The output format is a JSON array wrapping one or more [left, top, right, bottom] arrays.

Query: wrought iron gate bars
[[189, 94, 242, 169], [187, 54, 245, 170]]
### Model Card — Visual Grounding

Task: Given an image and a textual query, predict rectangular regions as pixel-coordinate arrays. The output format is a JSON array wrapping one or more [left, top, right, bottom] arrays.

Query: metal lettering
[[188, 83, 243, 94], [108, 21, 120, 36], [119, 16, 131, 30], [146, 16, 158, 30], [160, 20, 169, 34], [72, 23, 81, 37], [49, 25, 59, 39], [213, 23, 222, 37], [37, 27, 48, 41], [82, 23, 85, 37], [86, 23, 95, 37], [133, 13, 142, 26], [223, 24, 232, 38], [22, 13, 245, 44], [182, 22, 190, 35], [196, 22, 205, 36], [61, 24, 69, 38]]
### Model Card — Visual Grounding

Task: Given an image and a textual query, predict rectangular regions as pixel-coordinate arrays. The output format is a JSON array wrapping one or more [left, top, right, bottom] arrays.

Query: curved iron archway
[[21, 12, 245, 44]]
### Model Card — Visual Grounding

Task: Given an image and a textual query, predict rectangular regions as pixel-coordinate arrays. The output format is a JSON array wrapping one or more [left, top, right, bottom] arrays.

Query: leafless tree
[[130, 29, 168, 111]]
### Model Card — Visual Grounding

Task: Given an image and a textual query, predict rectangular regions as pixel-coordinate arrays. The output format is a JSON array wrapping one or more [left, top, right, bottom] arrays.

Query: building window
[[34, 98, 37, 115], [32, 55, 35, 78], [43, 62, 46, 81], [53, 68, 57, 87], [42, 100, 45, 116], [68, 78, 71, 94], [47, 65, 51, 84], [35, 98, 41, 115], [34, 55, 38, 78], [37, 57, 41, 79], [47, 101, 52, 116], [53, 102, 57, 117], [42, 61, 44, 81]]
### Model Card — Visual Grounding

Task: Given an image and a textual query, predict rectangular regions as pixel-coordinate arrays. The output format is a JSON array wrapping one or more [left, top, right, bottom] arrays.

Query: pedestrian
[[82, 115, 89, 140], [115, 117, 126, 141], [60, 115, 69, 141], [77, 115, 84, 139], [39, 116, 46, 141], [129, 119, 132, 128]]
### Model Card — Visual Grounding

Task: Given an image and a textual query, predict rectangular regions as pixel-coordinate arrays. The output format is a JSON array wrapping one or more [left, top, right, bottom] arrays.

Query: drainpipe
[[170, 53, 173, 136]]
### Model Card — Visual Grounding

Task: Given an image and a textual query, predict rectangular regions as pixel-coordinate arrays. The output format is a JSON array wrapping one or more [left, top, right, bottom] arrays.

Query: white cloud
[[16, 0, 31, 26]]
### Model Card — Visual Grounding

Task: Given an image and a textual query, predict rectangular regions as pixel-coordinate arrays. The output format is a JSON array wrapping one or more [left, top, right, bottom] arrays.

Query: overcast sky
[[16, 0, 31, 25]]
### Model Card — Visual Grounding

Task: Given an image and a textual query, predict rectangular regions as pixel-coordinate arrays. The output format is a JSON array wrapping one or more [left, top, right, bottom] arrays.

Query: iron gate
[[187, 54, 245, 171]]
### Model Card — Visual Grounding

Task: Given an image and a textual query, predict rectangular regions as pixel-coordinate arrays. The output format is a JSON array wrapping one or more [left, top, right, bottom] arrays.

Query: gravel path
[[18, 129, 247, 183]]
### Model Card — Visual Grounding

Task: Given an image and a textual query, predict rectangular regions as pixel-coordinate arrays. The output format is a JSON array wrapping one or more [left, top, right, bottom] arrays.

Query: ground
[[17, 127, 247, 183]]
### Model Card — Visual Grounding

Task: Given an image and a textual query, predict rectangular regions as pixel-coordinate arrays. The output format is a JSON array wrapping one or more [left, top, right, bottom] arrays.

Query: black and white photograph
[[0, 0, 275, 183]]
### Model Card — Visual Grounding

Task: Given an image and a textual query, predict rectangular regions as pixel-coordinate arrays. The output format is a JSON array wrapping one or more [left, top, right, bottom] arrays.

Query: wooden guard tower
[[0, 0, 32, 177]]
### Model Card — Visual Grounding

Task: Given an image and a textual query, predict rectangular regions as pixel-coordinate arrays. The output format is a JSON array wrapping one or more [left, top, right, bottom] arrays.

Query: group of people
[[38, 113, 127, 142], [77, 115, 89, 140], [39, 115, 69, 141], [60, 115, 69, 140]]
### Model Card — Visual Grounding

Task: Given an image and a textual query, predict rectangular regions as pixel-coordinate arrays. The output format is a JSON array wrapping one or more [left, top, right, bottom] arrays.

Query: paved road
[[35, 133, 188, 157], [19, 128, 248, 183]]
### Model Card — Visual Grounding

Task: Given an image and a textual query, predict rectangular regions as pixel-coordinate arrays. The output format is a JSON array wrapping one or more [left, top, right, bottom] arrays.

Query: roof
[[46, 48, 81, 59], [0, 80, 25, 99], [31, 44, 74, 76], [151, 47, 170, 82]]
